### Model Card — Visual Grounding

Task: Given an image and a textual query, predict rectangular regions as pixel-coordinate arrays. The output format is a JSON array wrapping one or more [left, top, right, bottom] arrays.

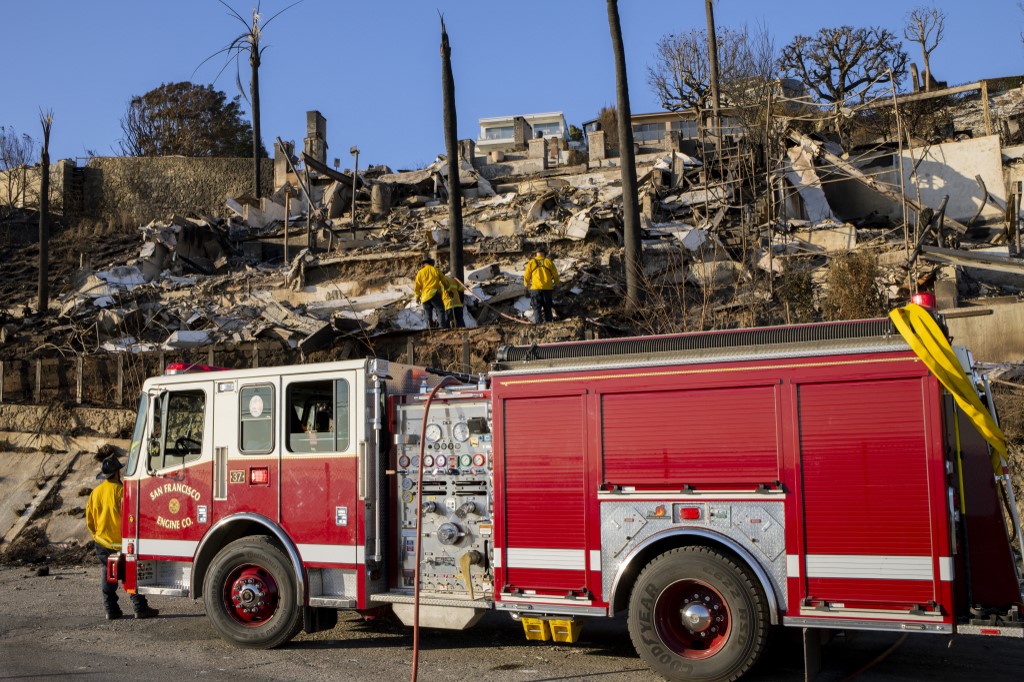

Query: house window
[[721, 117, 745, 137], [239, 385, 274, 454], [670, 119, 699, 138], [632, 122, 666, 142], [532, 122, 563, 138], [482, 126, 514, 140]]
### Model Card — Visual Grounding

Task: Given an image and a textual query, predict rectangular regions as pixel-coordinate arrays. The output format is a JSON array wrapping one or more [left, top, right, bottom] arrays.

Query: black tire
[[203, 536, 303, 649], [627, 546, 768, 682]]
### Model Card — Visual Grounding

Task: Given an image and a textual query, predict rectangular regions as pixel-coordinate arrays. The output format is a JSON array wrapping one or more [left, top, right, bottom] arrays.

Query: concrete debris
[[163, 330, 212, 350]]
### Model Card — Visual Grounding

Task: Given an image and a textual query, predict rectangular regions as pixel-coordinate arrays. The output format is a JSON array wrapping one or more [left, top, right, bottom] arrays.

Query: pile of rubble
[[2, 104, 1023, 364]]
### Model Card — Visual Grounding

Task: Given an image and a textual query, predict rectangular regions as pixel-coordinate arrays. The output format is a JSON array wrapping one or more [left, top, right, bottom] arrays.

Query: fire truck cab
[[117, 358, 433, 647], [111, 308, 1024, 681]]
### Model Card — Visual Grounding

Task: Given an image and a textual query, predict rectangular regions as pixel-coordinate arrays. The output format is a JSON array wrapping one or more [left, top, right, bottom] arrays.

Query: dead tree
[[780, 26, 908, 139], [37, 110, 53, 313], [440, 16, 464, 284], [198, 1, 303, 198], [705, 0, 721, 142], [903, 6, 945, 91], [647, 27, 774, 110], [0, 126, 35, 213], [606, 0, 642, 309]]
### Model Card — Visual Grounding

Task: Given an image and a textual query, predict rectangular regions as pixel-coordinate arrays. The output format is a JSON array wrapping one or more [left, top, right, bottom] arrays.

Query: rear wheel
[[203, 536, 302, 649], [628, 546, 768, 681]]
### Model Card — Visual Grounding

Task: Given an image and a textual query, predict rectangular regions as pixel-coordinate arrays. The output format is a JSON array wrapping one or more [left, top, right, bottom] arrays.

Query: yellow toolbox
[[521, 617, 551, 641], [549, 618, 583, 643]]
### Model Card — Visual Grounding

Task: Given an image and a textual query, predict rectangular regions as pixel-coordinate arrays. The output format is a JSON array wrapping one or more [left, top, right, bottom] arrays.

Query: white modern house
[[476, 112, 568, 154]]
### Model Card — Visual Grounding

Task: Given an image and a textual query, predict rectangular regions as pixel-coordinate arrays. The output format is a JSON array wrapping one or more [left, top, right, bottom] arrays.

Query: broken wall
[[83, 157, 274, 224], [905, 135, 1006, 224], [0, 159, 69, 213], [944, 300, 1024, 363], [823, 135, 1006, 226]]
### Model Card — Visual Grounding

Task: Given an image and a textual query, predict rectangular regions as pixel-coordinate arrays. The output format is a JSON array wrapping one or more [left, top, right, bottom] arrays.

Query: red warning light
[[678, 506, 701, 520]]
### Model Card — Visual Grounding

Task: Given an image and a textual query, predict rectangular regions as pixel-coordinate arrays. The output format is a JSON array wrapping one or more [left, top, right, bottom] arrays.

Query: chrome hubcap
[[681, 602, 711, 632]]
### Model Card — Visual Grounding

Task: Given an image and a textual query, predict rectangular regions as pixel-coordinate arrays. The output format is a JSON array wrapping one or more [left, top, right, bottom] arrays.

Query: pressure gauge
[[425, 423, 443, 443], [423, 455, 435, 468], [452, 422, 470, 442]]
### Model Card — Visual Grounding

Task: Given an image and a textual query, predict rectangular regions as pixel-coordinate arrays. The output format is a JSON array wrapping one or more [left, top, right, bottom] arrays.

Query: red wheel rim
[[223, 564, 280, 626], [653, 579, 731, 659]]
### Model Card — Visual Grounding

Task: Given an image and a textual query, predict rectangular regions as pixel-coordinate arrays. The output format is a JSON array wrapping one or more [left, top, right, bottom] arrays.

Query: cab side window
[[148, 389, 206, 470], [286, 379, 350, 453], [239, 385, 274, 454]]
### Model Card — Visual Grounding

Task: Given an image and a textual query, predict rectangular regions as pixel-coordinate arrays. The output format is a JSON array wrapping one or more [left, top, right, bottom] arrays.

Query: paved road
[[1, 565, 1022, 681]]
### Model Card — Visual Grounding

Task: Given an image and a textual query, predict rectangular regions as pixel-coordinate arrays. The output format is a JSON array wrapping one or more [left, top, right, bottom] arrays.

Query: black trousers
[[422, 292, 448, 328], [530, 290, 554, 322], [448, 306, 465, 328]]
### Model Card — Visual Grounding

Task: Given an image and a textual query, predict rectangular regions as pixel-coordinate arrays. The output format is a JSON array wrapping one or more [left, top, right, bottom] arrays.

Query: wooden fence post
[[0, 360, 5, 403], [462, 340, 471, 375], [406, 337, 415, 365], [116, 354, 124, 407], [76, 356, 84, 405], [35, 359, 42, 403]]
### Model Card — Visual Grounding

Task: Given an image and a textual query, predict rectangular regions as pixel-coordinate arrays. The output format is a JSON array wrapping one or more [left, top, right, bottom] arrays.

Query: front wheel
[[203, 536, 302, 649], [628, 546, 768, 682]]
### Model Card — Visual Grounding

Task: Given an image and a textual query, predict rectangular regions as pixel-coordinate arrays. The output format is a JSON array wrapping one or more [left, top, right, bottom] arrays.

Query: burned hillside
[[1, 78, 1023, 382]]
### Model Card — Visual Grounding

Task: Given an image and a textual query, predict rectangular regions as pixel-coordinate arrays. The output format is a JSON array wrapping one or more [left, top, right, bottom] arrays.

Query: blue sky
[[3, 0, 1022, 170]]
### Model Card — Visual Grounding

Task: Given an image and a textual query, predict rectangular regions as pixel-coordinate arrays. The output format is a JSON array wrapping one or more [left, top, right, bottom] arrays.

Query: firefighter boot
[[134, 606, 160, 619]]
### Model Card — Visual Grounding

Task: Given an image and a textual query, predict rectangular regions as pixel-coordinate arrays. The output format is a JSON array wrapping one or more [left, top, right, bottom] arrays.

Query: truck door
[[210, 377, 280, 521], [792, 375, 951, 625], [135, 382, 213, 566], [279, 372, 361, 570], [498, 391, 592, 597]]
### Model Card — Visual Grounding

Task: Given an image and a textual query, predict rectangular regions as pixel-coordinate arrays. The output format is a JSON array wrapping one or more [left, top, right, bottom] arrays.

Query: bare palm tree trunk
[[705, 0, 722, 148], [37, 112, 52, 313], [440, 18, 463, 283], [606, 0, 641, 308], [251, 51, 262, 198]]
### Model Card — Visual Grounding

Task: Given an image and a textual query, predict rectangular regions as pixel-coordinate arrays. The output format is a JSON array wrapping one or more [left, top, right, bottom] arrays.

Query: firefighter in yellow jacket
[[443, 273, 466, 328], [87, 456, 158, 620], [523, 247, 559, 323], [413, 256, 449, 328]]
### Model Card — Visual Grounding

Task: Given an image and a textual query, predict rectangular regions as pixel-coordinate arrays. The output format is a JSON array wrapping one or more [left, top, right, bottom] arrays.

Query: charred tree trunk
[[440, 18, 464, 283], [251, 50, 262, 199], [37, 111, 52, 313], [606, 0, 642, 308], [705, 0, 722, 148]]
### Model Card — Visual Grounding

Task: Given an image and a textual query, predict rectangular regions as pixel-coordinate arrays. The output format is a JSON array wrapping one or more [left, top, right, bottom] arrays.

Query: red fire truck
[[109, 305, 1023, 681]]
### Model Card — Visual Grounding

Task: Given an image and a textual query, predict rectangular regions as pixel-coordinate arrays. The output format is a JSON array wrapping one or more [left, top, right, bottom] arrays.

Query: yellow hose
[[889, 304, 1007, 475]]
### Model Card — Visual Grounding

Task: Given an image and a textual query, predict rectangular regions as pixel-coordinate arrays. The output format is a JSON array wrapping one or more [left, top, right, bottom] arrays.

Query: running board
[[958, 623, 1024, 638], [137, 586, 188, 597], [370, 592, 490, 608]]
